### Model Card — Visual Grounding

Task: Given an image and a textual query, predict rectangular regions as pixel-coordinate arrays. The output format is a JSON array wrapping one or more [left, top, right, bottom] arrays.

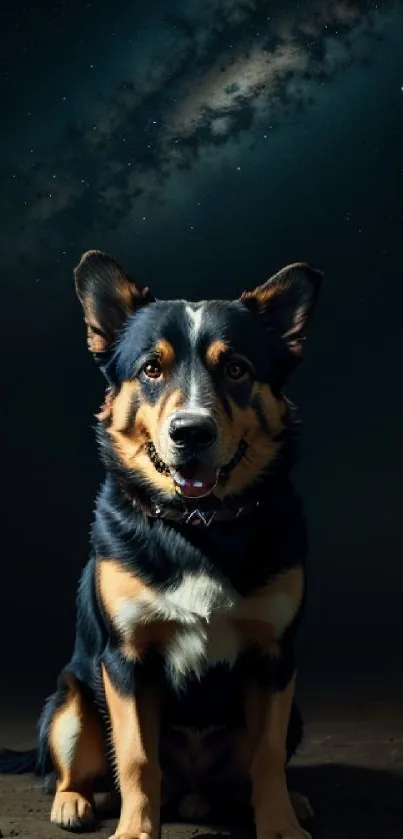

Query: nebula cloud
[[6, 0, 399, 266]]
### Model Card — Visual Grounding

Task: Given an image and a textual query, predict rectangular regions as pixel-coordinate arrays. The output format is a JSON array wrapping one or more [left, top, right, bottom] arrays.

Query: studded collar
[[128, 493, 261, 527]]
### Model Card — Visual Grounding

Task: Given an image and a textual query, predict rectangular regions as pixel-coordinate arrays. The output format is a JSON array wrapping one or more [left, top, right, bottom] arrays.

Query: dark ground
[[1, 671, 402, 839]]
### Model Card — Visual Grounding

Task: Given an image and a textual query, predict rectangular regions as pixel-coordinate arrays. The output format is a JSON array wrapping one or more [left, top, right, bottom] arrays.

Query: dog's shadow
[[161, 763, 403, 839]]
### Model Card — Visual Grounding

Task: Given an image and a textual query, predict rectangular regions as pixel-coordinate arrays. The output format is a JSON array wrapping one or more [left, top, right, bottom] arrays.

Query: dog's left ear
[[240, 262, 323, 358], [74, 249, 155, 355]]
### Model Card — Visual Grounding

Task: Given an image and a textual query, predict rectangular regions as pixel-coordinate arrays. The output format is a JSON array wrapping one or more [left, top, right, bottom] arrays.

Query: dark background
[[1, 0, 402, 696]]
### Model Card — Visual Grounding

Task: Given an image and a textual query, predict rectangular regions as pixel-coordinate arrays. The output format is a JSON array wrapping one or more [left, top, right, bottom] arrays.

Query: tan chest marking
[[97, 560, 178, 660], [220, 565, 304, 659], [97, 559, 304, 687], [234, 565, 305, 634]]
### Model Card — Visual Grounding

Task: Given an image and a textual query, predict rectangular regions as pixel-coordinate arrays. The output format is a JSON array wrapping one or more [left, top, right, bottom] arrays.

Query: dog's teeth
[[192, 481, 204, 488], [171, 470, 186, 486]]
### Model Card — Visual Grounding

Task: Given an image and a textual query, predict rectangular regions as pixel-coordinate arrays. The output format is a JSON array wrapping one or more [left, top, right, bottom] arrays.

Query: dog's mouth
[[169, 460, 219, 498], [145, 440, 247, 499]]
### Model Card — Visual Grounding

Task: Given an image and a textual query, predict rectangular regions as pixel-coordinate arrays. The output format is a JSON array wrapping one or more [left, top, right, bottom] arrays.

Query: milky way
[[2, 0, 401, 275]]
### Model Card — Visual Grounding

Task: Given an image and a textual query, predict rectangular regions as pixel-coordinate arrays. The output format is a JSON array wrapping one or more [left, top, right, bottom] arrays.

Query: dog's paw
[[259, 826, 311, 839], [178, 792, 211, 821], [290, 791, 314, 822], [50, 790, 95, 830], [108, 833, 153, 839]]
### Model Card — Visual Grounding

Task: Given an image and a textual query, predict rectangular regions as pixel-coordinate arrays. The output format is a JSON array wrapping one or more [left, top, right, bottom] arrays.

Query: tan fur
[[245, 674, 311, 839], [109, 381, 140, 432], [97, 559, 179, 662], [212, 386, 286, 499], [205, 339, 229, 366], [154, 339, 176, 371], [106, 384, 185, 493], [233, 566, 304, 658], [97, 559, 155, 618], [102, 664, 161, 839], [49, 674, 107, 830], [236, 566, 304, 624]]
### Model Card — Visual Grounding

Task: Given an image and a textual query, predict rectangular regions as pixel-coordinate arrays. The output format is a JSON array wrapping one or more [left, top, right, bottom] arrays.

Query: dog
[[0, 250, 322, 839]]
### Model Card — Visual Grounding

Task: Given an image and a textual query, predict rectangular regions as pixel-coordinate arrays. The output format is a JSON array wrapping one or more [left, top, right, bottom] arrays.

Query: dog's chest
[[109, 568, 302, 689]]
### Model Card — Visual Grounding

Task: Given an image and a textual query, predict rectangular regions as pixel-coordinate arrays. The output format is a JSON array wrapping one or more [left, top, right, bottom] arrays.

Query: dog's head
[[75, 250, 322, 503]]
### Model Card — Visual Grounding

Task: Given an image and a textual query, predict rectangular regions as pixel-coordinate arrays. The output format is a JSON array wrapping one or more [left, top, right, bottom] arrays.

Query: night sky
[[1, 0, 403, 690]]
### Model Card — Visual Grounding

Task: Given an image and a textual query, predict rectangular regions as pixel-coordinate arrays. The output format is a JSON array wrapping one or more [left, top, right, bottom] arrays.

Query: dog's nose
[[169, 413, 217, 449]]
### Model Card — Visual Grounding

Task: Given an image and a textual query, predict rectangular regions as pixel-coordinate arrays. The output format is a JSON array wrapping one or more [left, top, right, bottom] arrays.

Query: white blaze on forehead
[[186, 302, 205, 343], [185, 302, 207, 411]]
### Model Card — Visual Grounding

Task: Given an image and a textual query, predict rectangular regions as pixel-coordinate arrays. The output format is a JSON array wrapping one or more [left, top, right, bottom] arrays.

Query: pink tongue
[[174, 460, 218, 498]]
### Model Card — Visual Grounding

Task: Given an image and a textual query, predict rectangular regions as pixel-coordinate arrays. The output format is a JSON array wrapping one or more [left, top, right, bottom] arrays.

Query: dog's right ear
[[74, 250, 155, 355]]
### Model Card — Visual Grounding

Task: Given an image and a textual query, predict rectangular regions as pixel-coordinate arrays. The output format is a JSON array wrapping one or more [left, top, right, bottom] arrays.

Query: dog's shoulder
[[67, 555, 108, 678]]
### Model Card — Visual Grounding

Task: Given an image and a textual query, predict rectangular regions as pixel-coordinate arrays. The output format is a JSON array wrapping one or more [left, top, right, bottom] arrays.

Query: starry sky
[[1, 0, 403, 687]]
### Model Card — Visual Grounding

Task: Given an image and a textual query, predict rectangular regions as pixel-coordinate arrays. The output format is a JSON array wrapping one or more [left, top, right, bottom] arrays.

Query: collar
[[129, 493, 261, 527]]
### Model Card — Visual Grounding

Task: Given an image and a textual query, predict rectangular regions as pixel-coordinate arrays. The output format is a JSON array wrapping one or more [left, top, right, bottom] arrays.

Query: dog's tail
[[0, 746, 38, 774]]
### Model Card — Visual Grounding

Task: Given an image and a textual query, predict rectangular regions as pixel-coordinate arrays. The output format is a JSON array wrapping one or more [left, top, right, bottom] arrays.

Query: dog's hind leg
[[41, 671, 108, 831]]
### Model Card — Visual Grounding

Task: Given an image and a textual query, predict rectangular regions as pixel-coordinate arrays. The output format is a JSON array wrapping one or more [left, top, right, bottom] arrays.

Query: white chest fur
[[111, 566, 303, 689]]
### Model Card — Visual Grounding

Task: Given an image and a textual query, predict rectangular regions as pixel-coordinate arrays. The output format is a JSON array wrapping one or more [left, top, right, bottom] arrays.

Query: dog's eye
[[225, 360, 249, 380], [143, 360, 162, 379]]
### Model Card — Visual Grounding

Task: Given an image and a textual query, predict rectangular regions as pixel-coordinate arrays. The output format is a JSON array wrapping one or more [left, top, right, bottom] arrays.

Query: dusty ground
[[0, 683, 402, 839]]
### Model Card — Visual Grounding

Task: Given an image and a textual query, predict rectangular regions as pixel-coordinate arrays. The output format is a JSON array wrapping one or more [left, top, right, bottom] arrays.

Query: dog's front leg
[[245, 667, 311, 839], [101, 656, 161, 839]]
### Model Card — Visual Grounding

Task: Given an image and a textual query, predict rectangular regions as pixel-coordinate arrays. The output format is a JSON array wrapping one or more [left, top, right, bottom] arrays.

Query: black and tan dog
[[0, 251, 322, 839]]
